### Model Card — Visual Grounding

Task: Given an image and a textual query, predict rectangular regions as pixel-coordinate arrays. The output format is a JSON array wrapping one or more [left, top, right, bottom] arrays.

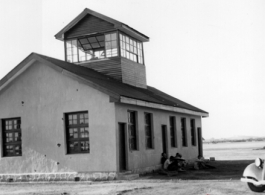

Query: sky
[[0, 0, 265, 139]]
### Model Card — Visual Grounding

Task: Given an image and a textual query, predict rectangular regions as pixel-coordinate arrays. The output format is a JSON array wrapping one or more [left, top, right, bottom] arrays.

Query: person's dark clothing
[[161, 156, 167, 165], [167, 160, 179, 171]]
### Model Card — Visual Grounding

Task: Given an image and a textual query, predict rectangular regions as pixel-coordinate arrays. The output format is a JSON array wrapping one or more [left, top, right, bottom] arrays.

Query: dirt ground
[[0, 160, 259, 195]]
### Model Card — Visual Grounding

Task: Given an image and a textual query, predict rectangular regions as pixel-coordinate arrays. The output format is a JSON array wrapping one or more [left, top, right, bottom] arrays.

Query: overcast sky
[[0, 0, 264, 139]]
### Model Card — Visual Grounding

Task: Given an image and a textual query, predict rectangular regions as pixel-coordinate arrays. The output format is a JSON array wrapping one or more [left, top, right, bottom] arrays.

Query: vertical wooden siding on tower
[[65, 15, 116, 39], [79, 57, 122, 81]]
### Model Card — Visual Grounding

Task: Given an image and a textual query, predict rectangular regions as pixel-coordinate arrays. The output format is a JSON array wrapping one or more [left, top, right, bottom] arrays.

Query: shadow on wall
[[0, 147, 74, 174]]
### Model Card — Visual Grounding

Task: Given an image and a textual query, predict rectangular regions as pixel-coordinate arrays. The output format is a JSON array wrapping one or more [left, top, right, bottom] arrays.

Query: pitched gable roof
[[0, 53, 208, 117], [55, 8, 149, 42]]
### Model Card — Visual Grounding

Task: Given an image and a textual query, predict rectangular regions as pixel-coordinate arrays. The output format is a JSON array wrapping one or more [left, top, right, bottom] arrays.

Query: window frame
[[65, 111, 90, 154], [181, 118, 188, 147], [127, 110, 138, 151], [169, 116, 177, 148], [119, 32, 144, 65], [190, 119, 196, 146], [144, 112, 154, 149], [2, 117, 22, 157], [64, 31, 119, 63]]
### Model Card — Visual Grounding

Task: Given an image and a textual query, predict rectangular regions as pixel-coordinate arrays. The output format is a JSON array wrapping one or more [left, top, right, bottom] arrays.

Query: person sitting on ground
[[174, 153, 187, 168], [194, 155, 216, 170], [164, 156, 179, 171], [161, 152, 167, 166]]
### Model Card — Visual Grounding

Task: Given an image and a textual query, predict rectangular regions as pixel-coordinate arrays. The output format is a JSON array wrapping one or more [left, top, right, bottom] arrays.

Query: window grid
[[128, 111, 137, 150], [65, 32, 118, 63], [2, 118, 22, 157], [145, 113, 153, 149], [170, 116, 177, 147], [105, 33, 118, 57], [120, 33, 143, 64], [181, 118, 187, 147], [66, 40, 78, 63], [65, 112, 89, 154], [191, 119, 196, 146]]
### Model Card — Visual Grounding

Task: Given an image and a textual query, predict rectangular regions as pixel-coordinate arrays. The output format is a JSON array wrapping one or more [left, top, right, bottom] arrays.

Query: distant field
[[203, 141, 265, 160]]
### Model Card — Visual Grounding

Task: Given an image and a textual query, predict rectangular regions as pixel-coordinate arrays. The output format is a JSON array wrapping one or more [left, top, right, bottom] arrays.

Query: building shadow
[[142, 160, 253, 180]]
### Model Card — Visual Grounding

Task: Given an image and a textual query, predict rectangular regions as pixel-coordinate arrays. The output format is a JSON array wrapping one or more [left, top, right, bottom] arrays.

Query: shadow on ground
[[141, 160, 253, 180]]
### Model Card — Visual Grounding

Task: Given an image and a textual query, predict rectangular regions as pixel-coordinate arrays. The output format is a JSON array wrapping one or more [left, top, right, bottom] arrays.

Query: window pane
[[126, 51, 130, 59], [91, 43, 100, 48], [130, 53, 134, 60], [73, 55, 78, 62], [125, 36, 129, 43], [134, 46, 137, 54], [111, 33, 116, 40], [69, 142, 79, 152], [105, 34, 111, 41], [79, 38, 88, 44], [88, 37, 97, 43], [80, 141, 90, 152], [96, 35, 104, 41], [106, 42, 111, 49], [66, 41, 71, 48], [130, 44, 133, 52], [126, 43, 130, 50], [83, 44, 92, 50], [99, 41, 105, 47], [133, 55, 137, 62], [111, 40, 117, 48]]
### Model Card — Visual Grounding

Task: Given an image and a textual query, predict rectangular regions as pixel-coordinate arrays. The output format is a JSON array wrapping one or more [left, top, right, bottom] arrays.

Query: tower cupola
[[55, 8, 149, 88]]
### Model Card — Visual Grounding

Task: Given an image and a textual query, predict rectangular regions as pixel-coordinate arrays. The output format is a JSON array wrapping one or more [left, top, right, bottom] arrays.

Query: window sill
[[66, 152, 90, 155], [2, 155, 22, 158]]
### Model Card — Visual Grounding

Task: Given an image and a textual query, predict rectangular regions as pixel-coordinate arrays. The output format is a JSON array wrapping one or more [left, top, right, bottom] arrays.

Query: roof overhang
[[120, 96, 209, 117], [118, 25, 149, 42]]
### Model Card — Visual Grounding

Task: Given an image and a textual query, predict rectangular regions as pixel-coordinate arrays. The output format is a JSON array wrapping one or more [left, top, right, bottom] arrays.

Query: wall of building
[[115, 103, 202, 171], [0, 61, 117, 173]]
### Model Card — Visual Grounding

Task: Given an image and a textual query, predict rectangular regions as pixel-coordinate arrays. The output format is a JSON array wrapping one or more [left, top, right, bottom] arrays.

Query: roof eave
[[119, 25, 149, 42], [120, 96, 209, 117]]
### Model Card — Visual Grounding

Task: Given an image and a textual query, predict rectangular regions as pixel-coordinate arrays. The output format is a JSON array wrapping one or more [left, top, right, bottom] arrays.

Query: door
[[197, 127, 203, 156], [161, 125, 168, 155], [119, 123, 127, 171]]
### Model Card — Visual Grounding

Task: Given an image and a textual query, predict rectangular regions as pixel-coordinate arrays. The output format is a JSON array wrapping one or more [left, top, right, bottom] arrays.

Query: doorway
[[197, 127, 203, 156], [161, 125, 168, 155], [119, 123, 127, 171]]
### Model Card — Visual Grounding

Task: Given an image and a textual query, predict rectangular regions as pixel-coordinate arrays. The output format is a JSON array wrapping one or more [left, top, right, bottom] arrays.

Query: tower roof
[[55, 8, 149, 42]]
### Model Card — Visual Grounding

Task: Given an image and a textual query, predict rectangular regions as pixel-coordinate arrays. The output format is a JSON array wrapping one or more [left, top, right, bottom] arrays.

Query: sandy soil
[[0, 160, 258, 195], [0, 180, 256, 195]]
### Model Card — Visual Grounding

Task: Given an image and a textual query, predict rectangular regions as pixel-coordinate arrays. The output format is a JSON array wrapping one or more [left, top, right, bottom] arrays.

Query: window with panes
[[66, 32, 117, 63], [181, 118, 187, 147], [119, 33, 143, 64], [128, 111, 137, 150], [144, 113, 153, 149], [2, 118, 22, 157], [65, 112, 89, 154], [169, 116, 177, 147], [190, 119, 196, 146]]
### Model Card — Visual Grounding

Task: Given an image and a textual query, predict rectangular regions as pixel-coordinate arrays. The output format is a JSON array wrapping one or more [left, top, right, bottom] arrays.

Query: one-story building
[[0, 8, 208, 177]]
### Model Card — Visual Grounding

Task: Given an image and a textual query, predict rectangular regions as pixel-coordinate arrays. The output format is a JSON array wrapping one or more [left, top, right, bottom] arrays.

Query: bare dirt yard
[[0, 160, 259, 195]]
